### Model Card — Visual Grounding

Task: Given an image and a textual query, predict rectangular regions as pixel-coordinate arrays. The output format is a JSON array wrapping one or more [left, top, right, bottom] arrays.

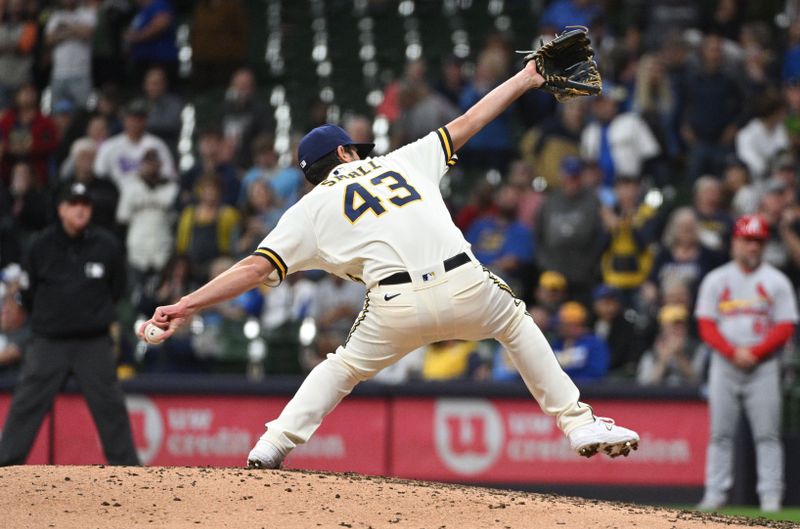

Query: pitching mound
[[0, 466, 794, 529]]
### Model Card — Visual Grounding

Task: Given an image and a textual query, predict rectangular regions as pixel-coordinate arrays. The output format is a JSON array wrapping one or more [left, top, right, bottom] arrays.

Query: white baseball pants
[[263, 258, 595, 455]]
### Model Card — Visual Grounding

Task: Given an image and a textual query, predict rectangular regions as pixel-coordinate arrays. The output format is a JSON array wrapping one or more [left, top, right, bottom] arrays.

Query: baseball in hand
[[143, 323, 166, 344]]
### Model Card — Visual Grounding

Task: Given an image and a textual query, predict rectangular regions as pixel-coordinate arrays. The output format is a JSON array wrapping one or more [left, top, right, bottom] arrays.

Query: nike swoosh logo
[[384, 293, 401, 301]]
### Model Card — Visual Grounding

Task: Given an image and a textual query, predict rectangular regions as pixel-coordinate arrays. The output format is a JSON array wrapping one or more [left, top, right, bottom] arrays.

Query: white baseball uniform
[[695, 261, 798, 504], [254, 128, 594, 456]]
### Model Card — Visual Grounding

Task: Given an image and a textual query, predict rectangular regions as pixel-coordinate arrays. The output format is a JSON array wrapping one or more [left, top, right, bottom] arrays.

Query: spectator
[[592, 285, 640, 377], [180, 126, 239, 208], [535, 156, 604, 303], [190, 0, 248, 89], [59, 138, 118, 231], [94, 98, 176, 190], [736, 92, 788, 183], [0, 216, 22, 269], [420, 340, 484, 381], [0, 85, 59, 187], [116, 148, 179, 293], [535, 270, 567, 314], [344, 115, 374, 145], [238, 135, 289, 207], [784, 77, 800, 156], [519, 99, 586, 188], [220, 68, 275, 167], [507, 160, 545, 230], [259, 272, 316, 334], [458, 49, 514, 170], [434, 55, 466, 107], [702, 0, 742, 41], [782, 20, 800, 83], [758, 178, 800, 286], [189, 256, 263, 369], [0, 183, 139, 467], [45, 0, 97, 109], [90, 0, 133, 87], [136, 254, 191, 320], [454, 180, 497, 233], [237, 180, 283, 257], [51, 99, 79, 169], [552, 302, 609, 383], [59, 114, 110, 180], [581, 85, 660, 189], [175, 176, 240, 282], [632, 54, 680, 181], [0, 0, 37, 108], [696, 214, 797, 513], [739, 23, 774, 111], [599, 173, 658, 304], [377, 59, 428, 124], [7, 162, 50, 242], [143, 66, 182, 156], [693, 176, 733, 254], [306, 275, 366, 370], [0, 265, 29, 372], [538, 0, 601, 32], [681, 34, 743, 180], [637, 304, 704, 386], [644, 207, 722, 303], [721, 156, 759, 216], [125, 0, 178, 84], [465, 184, 534, 289], [392, 81, 459, 147]]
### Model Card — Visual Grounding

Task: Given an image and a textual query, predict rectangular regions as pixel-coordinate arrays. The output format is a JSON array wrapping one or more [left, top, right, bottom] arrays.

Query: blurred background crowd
[[2, 0, 800, 391]]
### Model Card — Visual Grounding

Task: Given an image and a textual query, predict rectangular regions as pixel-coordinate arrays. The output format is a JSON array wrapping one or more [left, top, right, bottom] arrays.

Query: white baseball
[[143, 323, 166, 344]]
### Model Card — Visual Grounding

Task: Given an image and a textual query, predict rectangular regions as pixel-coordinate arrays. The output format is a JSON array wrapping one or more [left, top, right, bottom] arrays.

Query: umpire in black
[[0, 183, 139, 465]]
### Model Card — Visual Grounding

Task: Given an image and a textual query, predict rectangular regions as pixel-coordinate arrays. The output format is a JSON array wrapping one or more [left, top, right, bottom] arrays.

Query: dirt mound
[[0, 466, 794, 529]]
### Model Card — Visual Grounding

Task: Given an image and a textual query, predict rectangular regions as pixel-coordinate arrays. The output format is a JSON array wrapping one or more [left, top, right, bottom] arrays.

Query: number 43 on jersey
[[344, 171, 422, 223]]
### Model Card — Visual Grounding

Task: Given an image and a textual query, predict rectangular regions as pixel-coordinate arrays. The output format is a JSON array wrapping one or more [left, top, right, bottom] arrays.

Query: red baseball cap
[[733, 214, 769, 240]]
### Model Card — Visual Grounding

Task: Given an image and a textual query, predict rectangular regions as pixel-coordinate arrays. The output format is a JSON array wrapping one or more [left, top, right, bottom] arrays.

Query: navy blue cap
[[560, 155, 583, 177], [297, 124, 374, 175], [593, 284, 619, 300]]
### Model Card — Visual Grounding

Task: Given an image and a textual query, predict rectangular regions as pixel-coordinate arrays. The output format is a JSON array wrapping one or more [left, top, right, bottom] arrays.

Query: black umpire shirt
[[22, 224, 126, 339]]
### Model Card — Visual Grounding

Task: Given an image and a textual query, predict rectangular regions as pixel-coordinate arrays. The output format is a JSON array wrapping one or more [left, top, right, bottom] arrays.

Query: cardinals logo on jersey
[[717, 283, 772, 315]]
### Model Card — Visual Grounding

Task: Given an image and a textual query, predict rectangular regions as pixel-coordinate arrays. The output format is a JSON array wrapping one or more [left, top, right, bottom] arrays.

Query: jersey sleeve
[[384, 127, 457, 184], [694, 271, 720, 320], [772, 272, 799, 323], [253, 202, 320, 287]]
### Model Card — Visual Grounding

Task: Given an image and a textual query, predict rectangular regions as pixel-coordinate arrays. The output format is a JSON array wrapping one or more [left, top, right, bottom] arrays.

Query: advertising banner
[[0, 393, 50, 464], [391, 398, 708, 485], [52, 394, 388, 474]]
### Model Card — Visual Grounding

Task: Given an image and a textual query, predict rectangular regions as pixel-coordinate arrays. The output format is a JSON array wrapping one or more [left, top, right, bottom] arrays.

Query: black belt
[[378, 252, 471, 286]]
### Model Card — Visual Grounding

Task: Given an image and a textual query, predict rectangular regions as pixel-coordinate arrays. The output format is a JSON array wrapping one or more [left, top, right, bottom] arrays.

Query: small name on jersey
[[320, 160, 383, 186]]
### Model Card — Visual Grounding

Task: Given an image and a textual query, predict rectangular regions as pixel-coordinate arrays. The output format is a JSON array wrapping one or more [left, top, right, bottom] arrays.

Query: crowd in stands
[[1, 0, 800, 387]]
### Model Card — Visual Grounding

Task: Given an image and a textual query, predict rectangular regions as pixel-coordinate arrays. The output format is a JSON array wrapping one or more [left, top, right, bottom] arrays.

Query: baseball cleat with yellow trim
[[568, 417, 639, 459]]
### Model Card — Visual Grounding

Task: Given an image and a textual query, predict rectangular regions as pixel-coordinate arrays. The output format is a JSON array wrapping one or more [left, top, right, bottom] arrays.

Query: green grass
[[675, 506, 800, 523], [712, 506, 800, 522]]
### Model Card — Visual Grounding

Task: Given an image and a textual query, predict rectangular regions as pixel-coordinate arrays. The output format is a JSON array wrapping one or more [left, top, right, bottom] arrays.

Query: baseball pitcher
[[141, 30, 639, 469], [695, 214, 798, 512]]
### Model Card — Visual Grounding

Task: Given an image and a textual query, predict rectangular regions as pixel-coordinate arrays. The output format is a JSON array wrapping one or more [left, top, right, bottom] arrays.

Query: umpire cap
[[733, 214, 769, 241], [297, 124, 374, 175]]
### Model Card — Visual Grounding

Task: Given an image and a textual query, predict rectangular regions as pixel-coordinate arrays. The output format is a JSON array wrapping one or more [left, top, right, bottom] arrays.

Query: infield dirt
[[0, 465, 796, 529]]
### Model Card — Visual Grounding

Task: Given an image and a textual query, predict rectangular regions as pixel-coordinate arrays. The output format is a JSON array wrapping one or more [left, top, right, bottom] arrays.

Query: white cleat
[[246, 437, 284, 469], [568, 417, 639, 458], [696, 493, 726, 512]]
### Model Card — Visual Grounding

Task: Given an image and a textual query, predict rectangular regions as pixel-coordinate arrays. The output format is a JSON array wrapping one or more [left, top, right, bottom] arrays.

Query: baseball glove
[[517, 26, 602, 101]]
